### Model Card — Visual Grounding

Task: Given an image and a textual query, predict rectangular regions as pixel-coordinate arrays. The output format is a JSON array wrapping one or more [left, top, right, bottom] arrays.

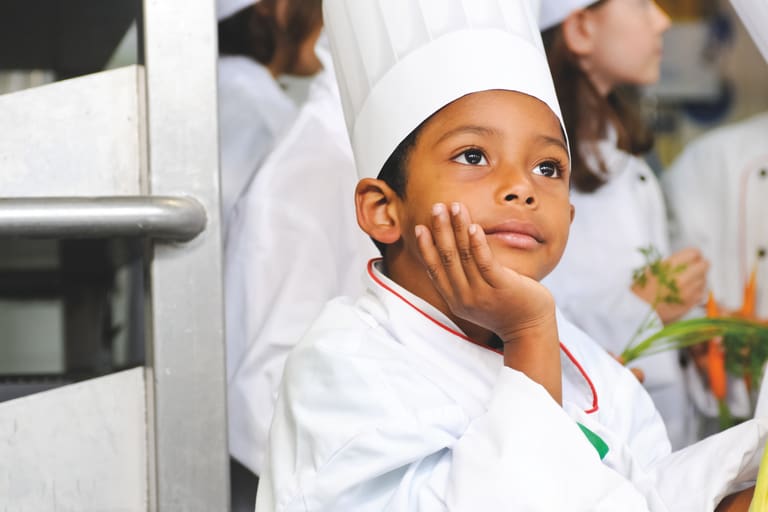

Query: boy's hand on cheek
[[415, 202, 562, 403]]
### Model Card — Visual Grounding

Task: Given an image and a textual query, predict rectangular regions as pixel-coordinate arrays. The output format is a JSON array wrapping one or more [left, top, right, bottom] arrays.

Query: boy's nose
[[504, 193, 536, 206], [499, 166, 537, 207]]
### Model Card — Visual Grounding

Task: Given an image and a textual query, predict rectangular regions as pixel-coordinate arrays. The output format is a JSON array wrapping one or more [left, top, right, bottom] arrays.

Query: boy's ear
[[561, 9, 597, 57], [355, 178, 402, 245]]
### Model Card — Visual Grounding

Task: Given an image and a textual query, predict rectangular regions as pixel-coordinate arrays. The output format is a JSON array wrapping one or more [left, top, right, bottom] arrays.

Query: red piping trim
[[739, 162, 750, 285], [737, 156, 768, 285], [366, 259, 599, 414], [559, 343, 599, 414], [366, 259, 499, 353]]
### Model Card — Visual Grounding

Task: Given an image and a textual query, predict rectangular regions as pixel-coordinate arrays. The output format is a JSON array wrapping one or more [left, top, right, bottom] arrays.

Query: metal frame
[[0, 196, 206, 240], [141, 0, 229, 510], [0, 1, 228, 508]]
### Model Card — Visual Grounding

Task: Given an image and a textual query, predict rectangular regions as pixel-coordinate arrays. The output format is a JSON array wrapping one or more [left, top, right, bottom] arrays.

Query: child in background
[[224, 35, 377, 484], [217, 0, 323, 230], [539, 0, 709, 449], [662, 111, 767, 428], [256, 0, 764, 510], [661, 0, 768, 423]]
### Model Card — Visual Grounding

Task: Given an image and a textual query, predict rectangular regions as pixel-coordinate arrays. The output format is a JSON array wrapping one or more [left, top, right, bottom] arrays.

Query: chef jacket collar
[[363, 259, 599, 415]]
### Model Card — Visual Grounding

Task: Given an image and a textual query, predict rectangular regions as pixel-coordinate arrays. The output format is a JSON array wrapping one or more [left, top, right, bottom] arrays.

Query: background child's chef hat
[[217, 0, 258, 21], [323, 0, 565, 179], [729, 0, 768, 64], [538, 0, 598, 31]]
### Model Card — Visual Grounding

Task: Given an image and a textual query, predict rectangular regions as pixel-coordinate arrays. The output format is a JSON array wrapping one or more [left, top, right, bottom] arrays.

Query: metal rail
[[0, 196, 206, 241]]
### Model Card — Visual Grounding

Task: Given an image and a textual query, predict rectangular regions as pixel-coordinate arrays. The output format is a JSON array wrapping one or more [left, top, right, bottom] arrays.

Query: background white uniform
[[218, 54, 297, 230], [663, 111, 768, 320], [661, 112, 767, 421], [224, 46, 377, 476]]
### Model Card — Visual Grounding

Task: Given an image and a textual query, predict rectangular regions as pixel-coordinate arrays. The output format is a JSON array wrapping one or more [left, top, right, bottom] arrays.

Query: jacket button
[[759, 248, 767, 259], [639, 174, 647, 182], [760, 169, 767, 179]]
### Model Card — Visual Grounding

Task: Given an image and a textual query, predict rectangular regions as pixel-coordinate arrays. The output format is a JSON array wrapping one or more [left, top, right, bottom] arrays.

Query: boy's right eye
[[452, 149, 488, 166]]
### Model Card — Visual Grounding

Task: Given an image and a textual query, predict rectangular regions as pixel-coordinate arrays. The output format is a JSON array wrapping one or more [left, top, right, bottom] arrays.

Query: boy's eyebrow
[[538, 135, 569, 154], [436, 127, 569, 155], [435, 125, 496, 145]]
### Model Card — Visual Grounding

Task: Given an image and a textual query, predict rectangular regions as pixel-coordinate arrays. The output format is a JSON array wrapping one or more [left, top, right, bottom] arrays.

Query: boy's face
[[396, 90, 573, 282]]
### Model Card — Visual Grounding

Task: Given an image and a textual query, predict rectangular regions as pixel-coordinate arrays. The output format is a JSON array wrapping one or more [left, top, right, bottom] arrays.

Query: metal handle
[[0, 196, 207, 241]]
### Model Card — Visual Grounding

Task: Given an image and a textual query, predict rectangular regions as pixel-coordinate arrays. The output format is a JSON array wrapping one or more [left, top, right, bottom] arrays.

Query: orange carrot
[[738, 268, 758, 392], [741, 265, 757, 319], [706, 290, 719, 318], [708, 337, 727, 401], [705, 292, 728, 400]]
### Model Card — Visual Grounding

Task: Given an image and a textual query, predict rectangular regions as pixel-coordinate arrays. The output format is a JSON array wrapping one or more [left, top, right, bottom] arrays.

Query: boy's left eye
[[453, 149, 488, 166], [532, 161, 562, 178]]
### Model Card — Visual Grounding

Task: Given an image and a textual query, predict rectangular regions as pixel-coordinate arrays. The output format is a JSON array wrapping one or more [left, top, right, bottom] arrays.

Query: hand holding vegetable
[[631, 247, 709, 324]]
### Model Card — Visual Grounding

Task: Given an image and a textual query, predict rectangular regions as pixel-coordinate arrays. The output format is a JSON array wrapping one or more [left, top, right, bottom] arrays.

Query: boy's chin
[[495, 255, 549, 282]]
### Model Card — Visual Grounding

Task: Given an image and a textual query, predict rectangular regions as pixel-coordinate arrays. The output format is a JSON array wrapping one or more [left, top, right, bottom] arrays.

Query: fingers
[[668, 247, 704, 266], [677, 258, 710, 304], [414, 202, 478, 302], [429, 203, 470, 293], [415, 202, 506, 291], [414, 219, 456, 300], [467, 222, 511, 288], [666, 248, 710, 306], [448, 202, 485, 285]]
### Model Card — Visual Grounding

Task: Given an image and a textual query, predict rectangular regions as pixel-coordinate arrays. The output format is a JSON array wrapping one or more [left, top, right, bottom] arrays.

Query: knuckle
[[439, 249, 455, 267], [425, 263, 440, 281], [458, 247, 473, 262], [476, 260, 493, 274]]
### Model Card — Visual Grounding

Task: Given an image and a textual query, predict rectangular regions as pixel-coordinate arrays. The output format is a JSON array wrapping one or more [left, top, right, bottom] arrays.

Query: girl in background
[[217, 0, 323, 230], [540, 0, 710, 449]]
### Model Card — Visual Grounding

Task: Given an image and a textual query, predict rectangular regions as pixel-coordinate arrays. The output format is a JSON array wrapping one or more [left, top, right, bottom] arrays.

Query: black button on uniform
[[639, 174, 647, 182], [759, 248, 767, 259]]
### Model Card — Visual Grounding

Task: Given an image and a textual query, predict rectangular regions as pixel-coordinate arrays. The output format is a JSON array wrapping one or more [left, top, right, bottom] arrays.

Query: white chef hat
[[217, 0, 258, 21], [539, 0, 598, 31], [730, 0, 768, 63], [323, 0, 565, 180]]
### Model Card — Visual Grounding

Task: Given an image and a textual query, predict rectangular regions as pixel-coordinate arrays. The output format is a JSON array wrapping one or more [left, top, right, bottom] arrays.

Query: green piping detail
[[577, 423, 609, 460]]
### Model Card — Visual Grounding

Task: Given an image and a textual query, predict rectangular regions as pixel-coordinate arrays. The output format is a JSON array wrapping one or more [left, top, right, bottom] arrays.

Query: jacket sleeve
[[651, 418, 768, 512]]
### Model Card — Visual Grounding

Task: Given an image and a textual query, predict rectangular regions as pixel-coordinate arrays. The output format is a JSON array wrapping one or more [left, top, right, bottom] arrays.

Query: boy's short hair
[[373, 113, 435, 255]]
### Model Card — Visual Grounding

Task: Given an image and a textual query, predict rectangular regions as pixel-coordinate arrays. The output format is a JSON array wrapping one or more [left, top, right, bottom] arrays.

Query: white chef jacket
[[662, 112, 768, 420], [218, 55, 298, 230], [663, 112, 768, 319], [224, 49, 378, 476], [543, 136, 696, 449], [257, 259, 768, 511]]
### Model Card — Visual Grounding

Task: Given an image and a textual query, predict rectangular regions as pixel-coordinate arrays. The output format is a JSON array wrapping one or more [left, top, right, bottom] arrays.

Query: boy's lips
[[484, 220, 544, 250]]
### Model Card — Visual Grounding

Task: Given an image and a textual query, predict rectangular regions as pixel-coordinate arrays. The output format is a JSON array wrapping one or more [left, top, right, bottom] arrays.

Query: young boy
[[255, 0, 766, 510]]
